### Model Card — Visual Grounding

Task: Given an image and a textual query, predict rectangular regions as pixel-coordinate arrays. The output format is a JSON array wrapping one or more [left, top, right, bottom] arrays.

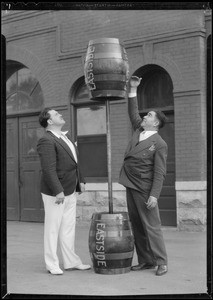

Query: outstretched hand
[[129, 76, 142, 88]]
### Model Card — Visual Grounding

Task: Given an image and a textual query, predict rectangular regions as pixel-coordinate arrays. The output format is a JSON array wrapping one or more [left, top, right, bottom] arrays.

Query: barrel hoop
[[93, 74, 127, 82], [92, 251, 134, 260], [85, 54, 128, 62], [89, 229, 132, 238], [90, 224, 132, 230], [88, 52, 123, 60], [89, 38, 120, 45], [92, 212, 129, 220], [91, 90, 127, 97], [94, 267, 131, 274]]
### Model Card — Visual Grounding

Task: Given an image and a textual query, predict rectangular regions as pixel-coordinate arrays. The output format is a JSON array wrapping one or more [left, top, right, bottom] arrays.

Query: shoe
[[156, 265, 168, 276], [48, 268, 63, 275], [131, 263, 156, 271], [66, 264, 91, 271]]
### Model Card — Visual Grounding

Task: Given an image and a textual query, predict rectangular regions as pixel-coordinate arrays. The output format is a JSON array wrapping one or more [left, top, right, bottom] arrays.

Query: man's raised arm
[[128, 76, 143, 131]]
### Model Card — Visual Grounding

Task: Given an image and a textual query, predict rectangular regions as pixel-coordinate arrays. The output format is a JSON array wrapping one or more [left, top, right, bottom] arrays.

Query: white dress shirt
[[47, 130, 78, 162], [139, 131, 157, 142]]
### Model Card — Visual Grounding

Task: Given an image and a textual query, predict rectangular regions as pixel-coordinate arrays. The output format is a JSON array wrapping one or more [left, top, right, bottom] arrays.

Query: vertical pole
[[106, 100, 113, 214]]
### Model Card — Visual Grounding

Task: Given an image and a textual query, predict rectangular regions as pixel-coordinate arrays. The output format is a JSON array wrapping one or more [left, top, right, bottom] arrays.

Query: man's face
[[48, 110, 65, 127], [141, 111, 159, 130]]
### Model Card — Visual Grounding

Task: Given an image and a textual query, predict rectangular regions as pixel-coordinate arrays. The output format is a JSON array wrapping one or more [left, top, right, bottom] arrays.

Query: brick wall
[[2, 9, 210, 228], [2, 9, 208, 182]]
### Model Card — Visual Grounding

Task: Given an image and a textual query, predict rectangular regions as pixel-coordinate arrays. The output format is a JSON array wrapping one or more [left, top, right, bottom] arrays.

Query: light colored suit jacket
[[119, 97, 167, 199]]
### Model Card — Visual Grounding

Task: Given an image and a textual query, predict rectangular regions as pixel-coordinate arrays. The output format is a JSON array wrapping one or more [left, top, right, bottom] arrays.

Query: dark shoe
[[131, 263, 156, 271], [156, 265, 168, 276]]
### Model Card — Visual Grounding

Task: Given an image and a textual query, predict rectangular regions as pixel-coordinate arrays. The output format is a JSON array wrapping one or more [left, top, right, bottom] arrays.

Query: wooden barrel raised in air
[[84, 38, 129, 101], [88, 212, 134, 275]]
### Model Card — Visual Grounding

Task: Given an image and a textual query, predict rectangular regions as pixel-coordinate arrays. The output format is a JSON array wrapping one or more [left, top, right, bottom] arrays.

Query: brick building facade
[[2, 8, 212, 230]]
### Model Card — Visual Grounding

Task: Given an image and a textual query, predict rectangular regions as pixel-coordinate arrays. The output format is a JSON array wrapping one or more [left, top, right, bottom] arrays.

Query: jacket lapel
[[47, 131, 77, 163], [125, 132, 158, 158]]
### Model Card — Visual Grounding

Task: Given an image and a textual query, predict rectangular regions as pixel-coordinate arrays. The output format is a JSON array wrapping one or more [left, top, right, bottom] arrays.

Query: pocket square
[[149, 144, 156, 151]]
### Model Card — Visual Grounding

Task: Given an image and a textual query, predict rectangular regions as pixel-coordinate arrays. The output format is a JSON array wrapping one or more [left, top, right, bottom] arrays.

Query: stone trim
[[175, 181, 207, 191], [174, 90, 202, 98], [4, 25, 57, 42], [1, 10, 50, 24]]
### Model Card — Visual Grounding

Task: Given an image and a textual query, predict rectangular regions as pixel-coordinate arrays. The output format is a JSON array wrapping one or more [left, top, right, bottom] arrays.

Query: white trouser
[[42, 192, 82, 271]]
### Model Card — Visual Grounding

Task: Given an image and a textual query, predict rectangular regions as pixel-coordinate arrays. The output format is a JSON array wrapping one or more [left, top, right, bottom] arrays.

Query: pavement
[[3, 221, 209, 298]]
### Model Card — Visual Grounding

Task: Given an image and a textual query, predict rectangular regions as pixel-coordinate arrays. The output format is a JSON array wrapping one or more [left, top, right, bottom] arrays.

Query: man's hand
[[78, 183, 86, 194], [80, 183, 86, 192], [55, 192, 65, 205], [145, 196, 158, 210], [129, 76, 142, 88]]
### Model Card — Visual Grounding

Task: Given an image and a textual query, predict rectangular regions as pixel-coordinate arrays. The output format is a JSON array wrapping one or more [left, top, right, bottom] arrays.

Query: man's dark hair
[[39, 107, 53, 128], [155, 111, 168, 129]]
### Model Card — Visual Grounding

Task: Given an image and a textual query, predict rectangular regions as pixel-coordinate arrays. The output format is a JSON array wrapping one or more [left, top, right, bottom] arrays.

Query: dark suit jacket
[[119, 97, 168, 199], [37, 131, 85, 196]]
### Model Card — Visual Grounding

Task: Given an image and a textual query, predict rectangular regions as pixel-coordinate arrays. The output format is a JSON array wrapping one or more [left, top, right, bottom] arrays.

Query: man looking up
[[119, 76, 168, 276], [37, 108, 91, 275]]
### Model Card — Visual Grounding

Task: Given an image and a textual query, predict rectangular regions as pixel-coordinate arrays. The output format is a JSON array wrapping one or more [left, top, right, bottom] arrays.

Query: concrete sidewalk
[[5, 221, 207, 297]]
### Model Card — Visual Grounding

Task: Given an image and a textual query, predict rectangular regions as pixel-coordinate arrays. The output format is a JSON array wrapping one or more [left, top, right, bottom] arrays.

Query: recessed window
[[71, 77, 107, 182], [6, 67, 44, 114], [137, 69, 174, 111]]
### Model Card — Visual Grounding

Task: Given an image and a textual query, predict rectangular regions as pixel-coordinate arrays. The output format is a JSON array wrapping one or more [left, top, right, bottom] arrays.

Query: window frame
[[6, 66, 44, 116], [70, 77, 108, 183]]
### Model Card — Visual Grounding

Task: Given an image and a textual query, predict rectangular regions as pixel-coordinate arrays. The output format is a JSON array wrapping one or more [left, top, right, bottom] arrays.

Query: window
[[136, 69, 174, 112], [71, 78, 107, 182], [6, 67, 44, 114]]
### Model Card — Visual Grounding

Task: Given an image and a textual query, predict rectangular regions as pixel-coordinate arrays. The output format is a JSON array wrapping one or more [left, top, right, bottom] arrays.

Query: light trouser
[[42, 192, 82, 271]]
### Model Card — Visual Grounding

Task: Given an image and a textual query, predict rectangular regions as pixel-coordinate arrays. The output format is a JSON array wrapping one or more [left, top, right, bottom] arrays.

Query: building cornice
[[3, 24, 207, 61]]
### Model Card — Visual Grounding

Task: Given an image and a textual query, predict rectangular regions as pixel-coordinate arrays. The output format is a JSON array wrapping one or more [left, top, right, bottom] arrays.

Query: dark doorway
[[134, 65, 176, 226]]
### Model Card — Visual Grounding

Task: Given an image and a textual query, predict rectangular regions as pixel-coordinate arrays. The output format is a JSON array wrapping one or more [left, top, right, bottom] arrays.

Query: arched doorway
[[70, 77, 107, 182], [6, 61, 45, 221], [133, 65, 176, 226]]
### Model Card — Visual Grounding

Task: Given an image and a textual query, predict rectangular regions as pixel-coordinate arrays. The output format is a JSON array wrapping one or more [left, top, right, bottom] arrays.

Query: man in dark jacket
[[119, 76, 168, 276], [37, 108, 91, 275]]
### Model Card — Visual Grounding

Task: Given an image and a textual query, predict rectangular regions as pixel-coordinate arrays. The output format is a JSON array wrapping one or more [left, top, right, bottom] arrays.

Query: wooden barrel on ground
[[88, 212, 134, 275], [84, 38, 129, 100]]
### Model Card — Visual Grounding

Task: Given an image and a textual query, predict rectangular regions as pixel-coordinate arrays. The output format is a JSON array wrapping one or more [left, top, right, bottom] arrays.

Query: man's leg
[[58, 192, 82, 269], [131, 188, 167, 266], [42, 193, 64, 272], [126, 188, 155, 265]]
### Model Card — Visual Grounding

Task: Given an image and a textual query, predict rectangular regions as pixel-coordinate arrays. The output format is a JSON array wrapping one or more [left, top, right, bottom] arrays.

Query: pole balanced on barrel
[[84, 38, 129, 214], [84, 38, 134, 275]]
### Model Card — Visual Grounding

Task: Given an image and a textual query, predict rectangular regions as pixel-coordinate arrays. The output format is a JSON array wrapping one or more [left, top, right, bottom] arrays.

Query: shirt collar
[[47, 129, 68, 138], [142, 130, 157, 134]]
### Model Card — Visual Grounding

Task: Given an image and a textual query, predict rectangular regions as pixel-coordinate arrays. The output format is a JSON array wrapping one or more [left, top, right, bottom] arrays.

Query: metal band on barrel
[[94, 267, 131, 274], [91, 90, 127, 98], [92, 212, 129, 220], [92, 251, 134, 260], [89, 229, 133, 238], [88, 38, 120, 45], [85, 52, 124, 61], [93, 74, 127, 82]]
